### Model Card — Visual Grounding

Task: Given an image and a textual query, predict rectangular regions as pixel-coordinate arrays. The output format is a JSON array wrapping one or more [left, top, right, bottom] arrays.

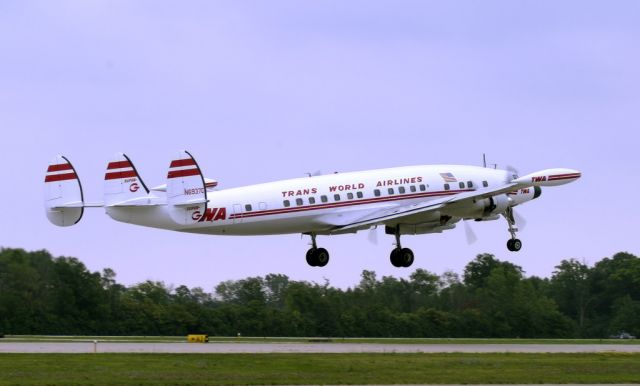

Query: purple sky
[[1, 1, 639, 290]]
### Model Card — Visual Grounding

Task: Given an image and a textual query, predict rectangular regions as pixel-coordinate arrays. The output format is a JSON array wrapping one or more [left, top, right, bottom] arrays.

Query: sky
[[1, 1, 639, 291]]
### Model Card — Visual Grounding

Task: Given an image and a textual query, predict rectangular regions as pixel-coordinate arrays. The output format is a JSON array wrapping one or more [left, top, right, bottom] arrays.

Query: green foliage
[[0, 248, 638, 338], [2, 353, 640, 385]]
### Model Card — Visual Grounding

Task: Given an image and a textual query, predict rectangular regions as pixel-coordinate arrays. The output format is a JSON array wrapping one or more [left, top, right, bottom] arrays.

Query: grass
[[0, 353, 639, 385], [4, 335, 640, 344]]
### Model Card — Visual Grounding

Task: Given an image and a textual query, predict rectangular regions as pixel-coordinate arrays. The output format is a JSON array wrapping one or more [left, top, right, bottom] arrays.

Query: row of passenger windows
[[442, 180, 489, 191], [277, 180, 490, 209], [283, 191, 365, 207]]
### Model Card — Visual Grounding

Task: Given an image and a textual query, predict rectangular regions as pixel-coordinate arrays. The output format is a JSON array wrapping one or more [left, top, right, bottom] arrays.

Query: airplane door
[[233, 204, 243, 224]]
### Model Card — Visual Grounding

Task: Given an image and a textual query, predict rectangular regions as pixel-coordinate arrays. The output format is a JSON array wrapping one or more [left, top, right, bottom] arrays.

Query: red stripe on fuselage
[[167, 168, 200, 179], [105, 170, 137, 180], [228, 189, 473, 220], [44, 173, 77, 182], [47, 163, 73, 172], [170, 159, 196, 168]]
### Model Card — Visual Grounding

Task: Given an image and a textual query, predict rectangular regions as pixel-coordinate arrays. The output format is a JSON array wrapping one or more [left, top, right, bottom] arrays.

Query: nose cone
[[547, 169, 581, 184]]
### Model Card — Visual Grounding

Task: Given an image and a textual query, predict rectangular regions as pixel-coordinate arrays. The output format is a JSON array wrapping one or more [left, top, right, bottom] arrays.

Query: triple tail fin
[[104, 153, 153, 206], [166, 150, 208, 225], [44, 155, 85, 226]]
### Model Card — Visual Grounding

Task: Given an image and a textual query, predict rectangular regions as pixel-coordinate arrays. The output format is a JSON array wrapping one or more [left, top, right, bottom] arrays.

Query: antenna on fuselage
[[483, 153, 497, 169]]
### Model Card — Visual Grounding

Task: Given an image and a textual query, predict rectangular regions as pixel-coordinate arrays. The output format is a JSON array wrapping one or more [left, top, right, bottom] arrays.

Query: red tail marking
[[45, 173, 77, 182], [47, 164, 73, 172], [105, 170, 137, 180], [167, 169, 200, 179], [170, 159, 196, 168], [107, 161, 133, 170]]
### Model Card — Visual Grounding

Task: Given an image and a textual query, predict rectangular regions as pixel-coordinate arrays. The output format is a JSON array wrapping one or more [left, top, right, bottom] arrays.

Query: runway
[[2, 342, 640, 354]]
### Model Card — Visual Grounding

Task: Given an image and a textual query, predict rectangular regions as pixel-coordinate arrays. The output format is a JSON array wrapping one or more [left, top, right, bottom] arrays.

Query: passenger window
[[283, 200, 290, 207], [245, 204, 252, 211], [410, 185, 416, 193], [482, 181, 488, 187], [321, 195, 328, 203], [347, 192, 354, 200], [459, 182, 465, 189], [296, 198, 303, 206], [334, 194, 341, 201], [357, 191, 363, 198], [388, 188, 394, 195], [374, 189, 381, 197], [399, 186, 406, 194], [419, 184, 426, 191], [467, 181, 473, 188], [444, 184, 450, 191], [309, 197, 316, 204]]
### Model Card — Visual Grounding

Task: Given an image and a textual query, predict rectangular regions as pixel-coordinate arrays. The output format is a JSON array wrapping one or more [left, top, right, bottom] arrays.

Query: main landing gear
[[306, 233, 329, 267], [504, 208, 522, 252], [389, 226, 414, 268]]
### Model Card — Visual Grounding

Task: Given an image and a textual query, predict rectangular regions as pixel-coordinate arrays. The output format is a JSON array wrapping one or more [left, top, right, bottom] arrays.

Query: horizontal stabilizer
[[44, 155, 85, 226], [151, 178, 218, 192], [166, 150, 208, 225]]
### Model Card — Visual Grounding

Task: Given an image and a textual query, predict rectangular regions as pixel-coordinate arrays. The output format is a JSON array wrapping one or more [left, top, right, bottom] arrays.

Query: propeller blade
[[464, 220, 477, 245], [367, 226, 379, 245], [513, 209, 527, 231], [506, 165, 520, 181]]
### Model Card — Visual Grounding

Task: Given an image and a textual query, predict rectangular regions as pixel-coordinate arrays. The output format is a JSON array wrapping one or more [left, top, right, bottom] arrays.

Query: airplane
[[43, 151, 581, 268]]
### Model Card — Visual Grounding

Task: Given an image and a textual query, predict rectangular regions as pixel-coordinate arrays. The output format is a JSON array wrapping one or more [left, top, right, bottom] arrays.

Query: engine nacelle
[[508, 185, 542, 206], [445, 194, 511, 219]]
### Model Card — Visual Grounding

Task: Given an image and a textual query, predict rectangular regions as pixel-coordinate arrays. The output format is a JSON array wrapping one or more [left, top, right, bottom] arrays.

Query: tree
[[549, 259, 593, 330]]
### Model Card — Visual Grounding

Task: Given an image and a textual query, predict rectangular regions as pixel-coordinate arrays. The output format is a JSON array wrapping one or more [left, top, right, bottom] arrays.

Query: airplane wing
[[333, 167, 581, 232], [332, 182, 520, 232]]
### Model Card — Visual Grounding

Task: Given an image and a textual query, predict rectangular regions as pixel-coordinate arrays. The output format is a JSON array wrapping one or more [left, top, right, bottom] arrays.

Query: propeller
[[367, 226, 379, 245], [463, 220, 477, 245], [513, 209, 527, 231], [506, 165, 519, 181]]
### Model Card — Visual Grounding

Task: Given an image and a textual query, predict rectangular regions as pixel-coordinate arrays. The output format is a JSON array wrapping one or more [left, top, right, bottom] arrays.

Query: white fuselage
[[106, 165, 522, 236]]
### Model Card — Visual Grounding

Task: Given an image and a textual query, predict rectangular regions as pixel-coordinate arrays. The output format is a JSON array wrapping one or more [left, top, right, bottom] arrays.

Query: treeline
[[0, 248, 638, 338]]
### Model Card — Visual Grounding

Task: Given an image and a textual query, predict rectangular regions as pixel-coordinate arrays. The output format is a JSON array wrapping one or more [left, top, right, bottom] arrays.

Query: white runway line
[[1, 342, 640, 354]]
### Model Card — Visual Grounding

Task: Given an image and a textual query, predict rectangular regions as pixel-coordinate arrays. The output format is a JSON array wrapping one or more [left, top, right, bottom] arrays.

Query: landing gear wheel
[[507, 239, 522, 252], [315, 248, 330, 267], [390, 248, 402, 267], [305, 247, 330, 267], [306, 248, 318, 266], [400, 248, 414, 267]]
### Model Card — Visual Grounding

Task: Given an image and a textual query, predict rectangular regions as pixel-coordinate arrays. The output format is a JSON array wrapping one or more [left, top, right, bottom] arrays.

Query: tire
[[390, 248, 403, 267], [512, 239, 522, 251], [400, 248, 414, 267], [306, 248, 318, 267], [506, 239, 514, 251], [316, 248, 330, 267]]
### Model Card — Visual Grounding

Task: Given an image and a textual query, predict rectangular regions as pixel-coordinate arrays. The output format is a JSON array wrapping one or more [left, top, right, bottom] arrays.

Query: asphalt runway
[[2, 342, 640, 354]]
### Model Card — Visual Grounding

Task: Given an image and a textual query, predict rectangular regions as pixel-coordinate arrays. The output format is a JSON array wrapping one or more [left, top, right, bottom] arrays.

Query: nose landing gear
[[504, 208, 522, 252]]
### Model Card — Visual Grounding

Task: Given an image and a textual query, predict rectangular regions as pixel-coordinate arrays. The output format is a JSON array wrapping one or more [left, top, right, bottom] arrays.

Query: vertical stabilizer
[[43, 155, 84, 226], [166, 150, 208, 225], [104, 153, 151, 206]]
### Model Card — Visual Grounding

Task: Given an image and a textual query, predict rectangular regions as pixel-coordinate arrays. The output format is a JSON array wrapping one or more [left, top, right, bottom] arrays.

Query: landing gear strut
[[305, 233, 329, 267], [504, 208, 522, 252], [389, 226, 414, 268]]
